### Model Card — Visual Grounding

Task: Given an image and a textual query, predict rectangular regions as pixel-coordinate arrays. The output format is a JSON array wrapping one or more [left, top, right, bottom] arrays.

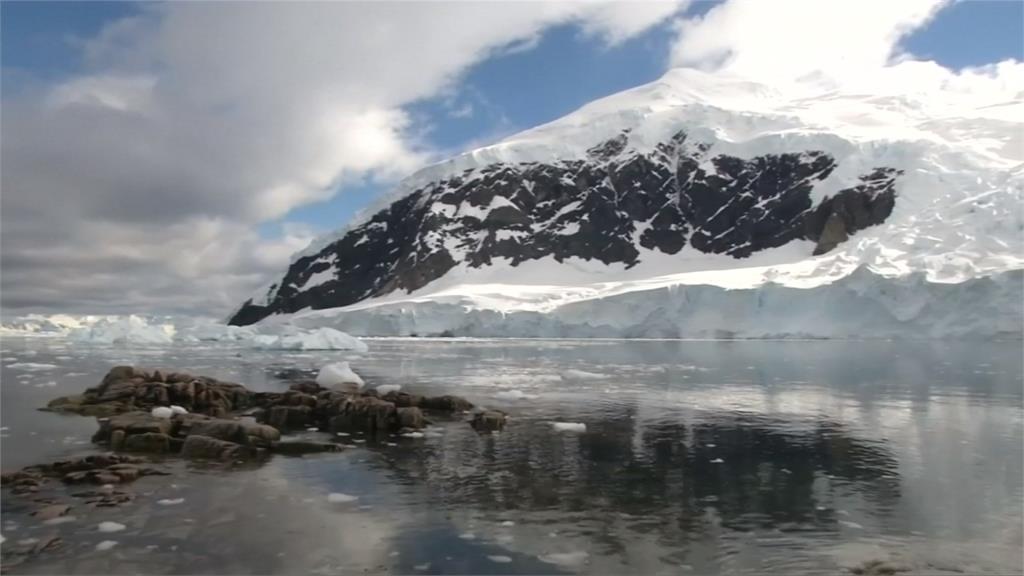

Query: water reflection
[[1, 338, 1021, 574]]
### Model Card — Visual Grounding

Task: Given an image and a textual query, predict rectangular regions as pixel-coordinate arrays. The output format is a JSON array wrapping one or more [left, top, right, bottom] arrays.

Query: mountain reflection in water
[[0, 338, 1020, 575]]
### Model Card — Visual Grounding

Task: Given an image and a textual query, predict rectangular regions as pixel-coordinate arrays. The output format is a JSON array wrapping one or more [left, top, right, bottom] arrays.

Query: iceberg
[[315, 361, 365, 389]]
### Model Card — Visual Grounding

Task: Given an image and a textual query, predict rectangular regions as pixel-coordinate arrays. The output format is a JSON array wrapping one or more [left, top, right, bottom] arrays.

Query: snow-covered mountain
[[228, 68, 1023, 339]]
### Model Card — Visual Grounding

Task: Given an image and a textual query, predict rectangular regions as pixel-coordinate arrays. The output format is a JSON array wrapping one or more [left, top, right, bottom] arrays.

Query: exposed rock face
[[229, 131, 900, 325], [46, 366, 253, 417]]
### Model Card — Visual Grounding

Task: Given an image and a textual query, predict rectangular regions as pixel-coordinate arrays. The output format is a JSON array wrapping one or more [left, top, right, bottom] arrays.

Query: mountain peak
[[231, 68, 1022, 333]]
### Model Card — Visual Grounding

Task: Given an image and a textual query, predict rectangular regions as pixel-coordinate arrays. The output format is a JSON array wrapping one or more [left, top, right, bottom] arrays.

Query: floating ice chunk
[[488, 555, 512, 564], [306, 427, 319, 432], [251, 327, 368, 352], [175, 322, 256, 342], [96, 540, 118, 551], [169, 405, 188, 415], [157, 498, 185, 506], [560, 369, 604, 381], [839, 520, 864, 529], [500, 520, 516, 526], [353, 439, 366, 444], [68, 316, 174, 345], [34, 381, 57, 388], [710, 458, 724, 464], [376, 384, 401, 396], [413, 563, 431, 571], [7, 362, 58, 371], [327, 493, 359, 504], [401, 432, 424, 438], [458, 532, 475, 540], [495, 390, 538, 400], [98, 521, 125, 533], [552, 422, 586, 433], [151, 407, 173, 419], [540, 551, 589, 568], [335, 432, 350, 437], [316, 362, 365, 389]]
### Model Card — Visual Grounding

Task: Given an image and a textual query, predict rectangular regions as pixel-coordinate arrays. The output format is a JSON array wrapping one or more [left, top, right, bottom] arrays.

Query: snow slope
[[293, 66, 1021, 271], [230, 66, 1022, 339]]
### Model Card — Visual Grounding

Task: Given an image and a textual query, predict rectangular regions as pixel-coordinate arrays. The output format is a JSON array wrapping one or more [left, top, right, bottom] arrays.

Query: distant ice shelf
[[268, 267, 1023, 340]]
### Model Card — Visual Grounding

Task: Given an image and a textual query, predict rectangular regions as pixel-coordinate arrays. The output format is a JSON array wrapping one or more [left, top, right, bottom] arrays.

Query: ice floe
[[552, 422, 587, 433], [97, 521, 126, 533], [316, 361, 365, 389]]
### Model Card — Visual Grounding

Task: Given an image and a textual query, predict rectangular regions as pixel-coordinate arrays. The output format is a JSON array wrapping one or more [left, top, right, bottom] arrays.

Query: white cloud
[[2, 1, 687, 315], [669, 0, 947, 81], [580, 0, 691, 45], [665, 0, 1022, 124]]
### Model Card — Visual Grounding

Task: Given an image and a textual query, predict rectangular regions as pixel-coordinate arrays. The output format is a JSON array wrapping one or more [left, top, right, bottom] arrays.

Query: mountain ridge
[[228, 67, 1022, 331]]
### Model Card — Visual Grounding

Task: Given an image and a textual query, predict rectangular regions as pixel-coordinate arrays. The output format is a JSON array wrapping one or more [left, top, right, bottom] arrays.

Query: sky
[[1, 0, 1021, 318]]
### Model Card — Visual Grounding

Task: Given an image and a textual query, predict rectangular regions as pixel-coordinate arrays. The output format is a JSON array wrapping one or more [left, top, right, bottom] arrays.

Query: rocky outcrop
[[470, 410, 507, 432], [229, 130, 900, 325], [45, 366, 254, 417], [1, 453, 168, 493], [49, 367, 471, 455]]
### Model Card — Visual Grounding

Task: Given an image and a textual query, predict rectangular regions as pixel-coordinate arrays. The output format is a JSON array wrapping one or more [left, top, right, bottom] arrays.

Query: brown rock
[[122, 433, 171, 453], [288, 381, 323, 395], [382, 391, 424, 408], [396, 407, 425, 429], [92, 472, 121, 485], [470, 410, 507, 432], [32, 504, 71, 520], [181, 434, 259, 461], [110, 429, 126, 451], [62, 471, 90, 484], [105, 464, 140, 482], [420, 395, 473, 412], [328, 396, 396, 432], [181, 417, 280, 447], [282, 391, 318, 407], [165, 371, 193, 384], [102, 366, 137, 385], [268, 405, 313, 431]]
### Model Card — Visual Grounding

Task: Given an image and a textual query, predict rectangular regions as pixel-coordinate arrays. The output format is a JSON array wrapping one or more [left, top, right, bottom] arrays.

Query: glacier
[[224, 65, 1022, 340], [0, 314, 369, 351]]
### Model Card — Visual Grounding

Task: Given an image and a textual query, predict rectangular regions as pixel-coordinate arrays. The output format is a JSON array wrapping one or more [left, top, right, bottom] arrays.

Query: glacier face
[[228, 67, 1023, 338]]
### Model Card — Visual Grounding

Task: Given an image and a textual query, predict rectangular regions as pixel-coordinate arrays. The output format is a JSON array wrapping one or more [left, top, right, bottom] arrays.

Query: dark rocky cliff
[[229, 130, 898, 326]]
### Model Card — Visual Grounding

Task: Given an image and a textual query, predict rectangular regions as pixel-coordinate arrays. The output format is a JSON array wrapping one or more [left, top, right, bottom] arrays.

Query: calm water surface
[[1, 338, 1021, 574]]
